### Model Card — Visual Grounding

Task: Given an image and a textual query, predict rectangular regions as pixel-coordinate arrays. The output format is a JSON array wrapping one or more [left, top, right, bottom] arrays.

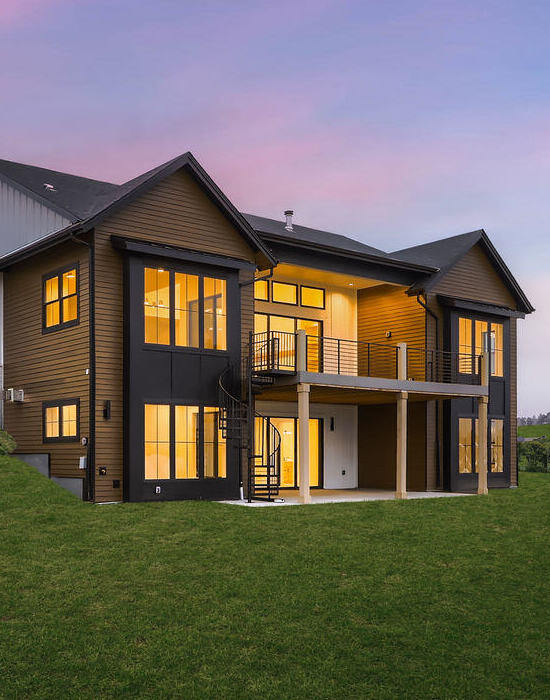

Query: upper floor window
[[43, 399, 79, 442], [254, 279, 269, 301], [272, 281, 297, 305], [300, 285, 325, 309], [144, 267, 227, 350], [458, 317, 503, 377], [43, 266, 78, 332]]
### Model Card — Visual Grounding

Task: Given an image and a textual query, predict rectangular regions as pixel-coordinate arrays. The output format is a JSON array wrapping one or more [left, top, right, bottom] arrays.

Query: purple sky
[[1, 0, 548, 414]]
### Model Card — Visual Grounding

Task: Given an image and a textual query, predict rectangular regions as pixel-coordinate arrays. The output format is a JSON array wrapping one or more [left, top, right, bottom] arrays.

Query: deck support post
[[397, 342, 407, 380], [477, 351, 490, 495], [396, 390, 408, 499], [296, 329, 307, 372], [298, 382, 311, 504]]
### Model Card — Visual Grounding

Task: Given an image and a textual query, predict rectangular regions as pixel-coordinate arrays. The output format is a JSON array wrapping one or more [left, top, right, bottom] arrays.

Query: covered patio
[[253, 332, 491, 503]]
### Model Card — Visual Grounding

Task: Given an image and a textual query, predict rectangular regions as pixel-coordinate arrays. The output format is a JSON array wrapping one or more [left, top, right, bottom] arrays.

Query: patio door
[[268, 417, 322, 488]]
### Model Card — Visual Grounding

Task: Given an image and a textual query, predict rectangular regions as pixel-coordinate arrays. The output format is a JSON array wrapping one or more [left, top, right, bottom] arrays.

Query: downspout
[[71, 230, 95, 503], [415, 292, 442, 488]]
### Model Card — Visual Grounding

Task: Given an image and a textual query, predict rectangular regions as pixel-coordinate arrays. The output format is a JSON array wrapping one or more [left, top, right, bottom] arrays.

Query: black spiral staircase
[[218, 352, 282, 502]]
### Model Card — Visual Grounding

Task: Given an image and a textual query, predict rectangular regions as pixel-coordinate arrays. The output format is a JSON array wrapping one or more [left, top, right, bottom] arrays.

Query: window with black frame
[[458, 316, 504, 377], [143, 267, 227, 350], [43, 266, 79, 331]]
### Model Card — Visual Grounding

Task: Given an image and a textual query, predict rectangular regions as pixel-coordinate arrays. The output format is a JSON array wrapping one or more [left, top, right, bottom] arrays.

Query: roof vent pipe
[[284, 210, 294, 231]]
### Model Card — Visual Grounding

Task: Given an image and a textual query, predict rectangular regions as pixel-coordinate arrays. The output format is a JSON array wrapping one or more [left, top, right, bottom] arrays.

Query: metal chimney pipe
[[284, 210, 294, 231]]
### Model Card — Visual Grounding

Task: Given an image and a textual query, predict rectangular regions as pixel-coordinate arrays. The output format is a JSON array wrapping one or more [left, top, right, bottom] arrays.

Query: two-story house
[[0, 152, 533, 503]]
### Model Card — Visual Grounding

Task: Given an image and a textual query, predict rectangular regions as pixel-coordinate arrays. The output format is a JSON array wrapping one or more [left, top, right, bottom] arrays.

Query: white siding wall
[[256, 400, 358, 489], [0, 180, 69, 256]]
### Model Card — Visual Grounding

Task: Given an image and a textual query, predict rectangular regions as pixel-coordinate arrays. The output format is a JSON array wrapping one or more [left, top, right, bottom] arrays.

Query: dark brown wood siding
[[3, 240, 90, 480], [358, 401, 427, 491], [93, 169, 257, 502], [432, 244, 517, 308]]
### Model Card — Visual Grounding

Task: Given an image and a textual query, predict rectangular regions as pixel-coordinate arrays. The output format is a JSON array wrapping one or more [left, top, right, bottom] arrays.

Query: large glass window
[[254, 313, 322, 372], [490, 419, 504, 472], [144, 404, 226, 481], [43, 266, 78, 331], [144, 268, 227, 350], [265, 417, 322, 488], [272, 281, 298, 305], [458, 316, 504, 377], [43, 400, 79, 442]]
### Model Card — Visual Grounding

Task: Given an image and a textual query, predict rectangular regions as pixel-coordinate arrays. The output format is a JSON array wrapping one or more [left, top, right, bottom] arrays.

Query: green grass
[[518, 424, 550, 438], [1, 458, 550, 699]]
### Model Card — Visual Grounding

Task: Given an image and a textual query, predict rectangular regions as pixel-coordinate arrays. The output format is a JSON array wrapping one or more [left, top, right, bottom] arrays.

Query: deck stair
[[218, 365, 282, 502]]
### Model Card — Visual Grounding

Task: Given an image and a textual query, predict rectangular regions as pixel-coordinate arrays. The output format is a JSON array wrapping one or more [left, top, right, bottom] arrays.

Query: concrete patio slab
[[221, 488, 472, 507]]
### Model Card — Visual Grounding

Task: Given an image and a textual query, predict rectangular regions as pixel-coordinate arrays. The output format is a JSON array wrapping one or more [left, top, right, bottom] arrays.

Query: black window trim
[[42, 262, 80, 334], [42, 398, 80, 443], [300, 284, 326, 310]]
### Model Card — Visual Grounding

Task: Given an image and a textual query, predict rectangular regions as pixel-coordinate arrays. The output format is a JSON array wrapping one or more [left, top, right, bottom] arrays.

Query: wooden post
[[396, 391, 408, 499], [296, 329, 306, 373], [477, 351, 490, 495], [397, 342, 407, 380], [298, 383, 311, 504]]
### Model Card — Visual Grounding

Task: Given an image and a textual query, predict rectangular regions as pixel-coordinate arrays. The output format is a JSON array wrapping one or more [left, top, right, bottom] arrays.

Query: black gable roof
[[243, 213, 390, 260], [392, 229, 534, 314]]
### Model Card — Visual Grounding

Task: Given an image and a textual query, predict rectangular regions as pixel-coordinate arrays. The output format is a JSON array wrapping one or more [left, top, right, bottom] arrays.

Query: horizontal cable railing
[[251, 331, 482, 386], [405, 347, 482, 385]]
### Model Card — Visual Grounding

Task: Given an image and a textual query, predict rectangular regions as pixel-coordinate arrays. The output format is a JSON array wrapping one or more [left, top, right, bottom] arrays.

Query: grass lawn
[[1, 458, 550, 699], [518, 424, 550, 438]]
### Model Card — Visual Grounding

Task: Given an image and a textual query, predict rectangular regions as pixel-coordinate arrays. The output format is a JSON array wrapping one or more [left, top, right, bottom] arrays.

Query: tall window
[[458, 418, 474, 474], [144, 267, 227, 350], [43, 266, 78, 331], [204, 407, 226, 478], [490, 419, 504, 473], [175, 405, 199, 479], [458, 317, 504, 377], [144, 405, 226, 480], [144, 404, 170, 480], [43, 400, 79, 442], [204, 277, 227, 350], [174, 273, 199, 347]]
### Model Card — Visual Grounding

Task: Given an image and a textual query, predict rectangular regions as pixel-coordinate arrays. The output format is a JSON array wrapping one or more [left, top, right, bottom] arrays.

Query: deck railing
[[251, 331, 482, 386]]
